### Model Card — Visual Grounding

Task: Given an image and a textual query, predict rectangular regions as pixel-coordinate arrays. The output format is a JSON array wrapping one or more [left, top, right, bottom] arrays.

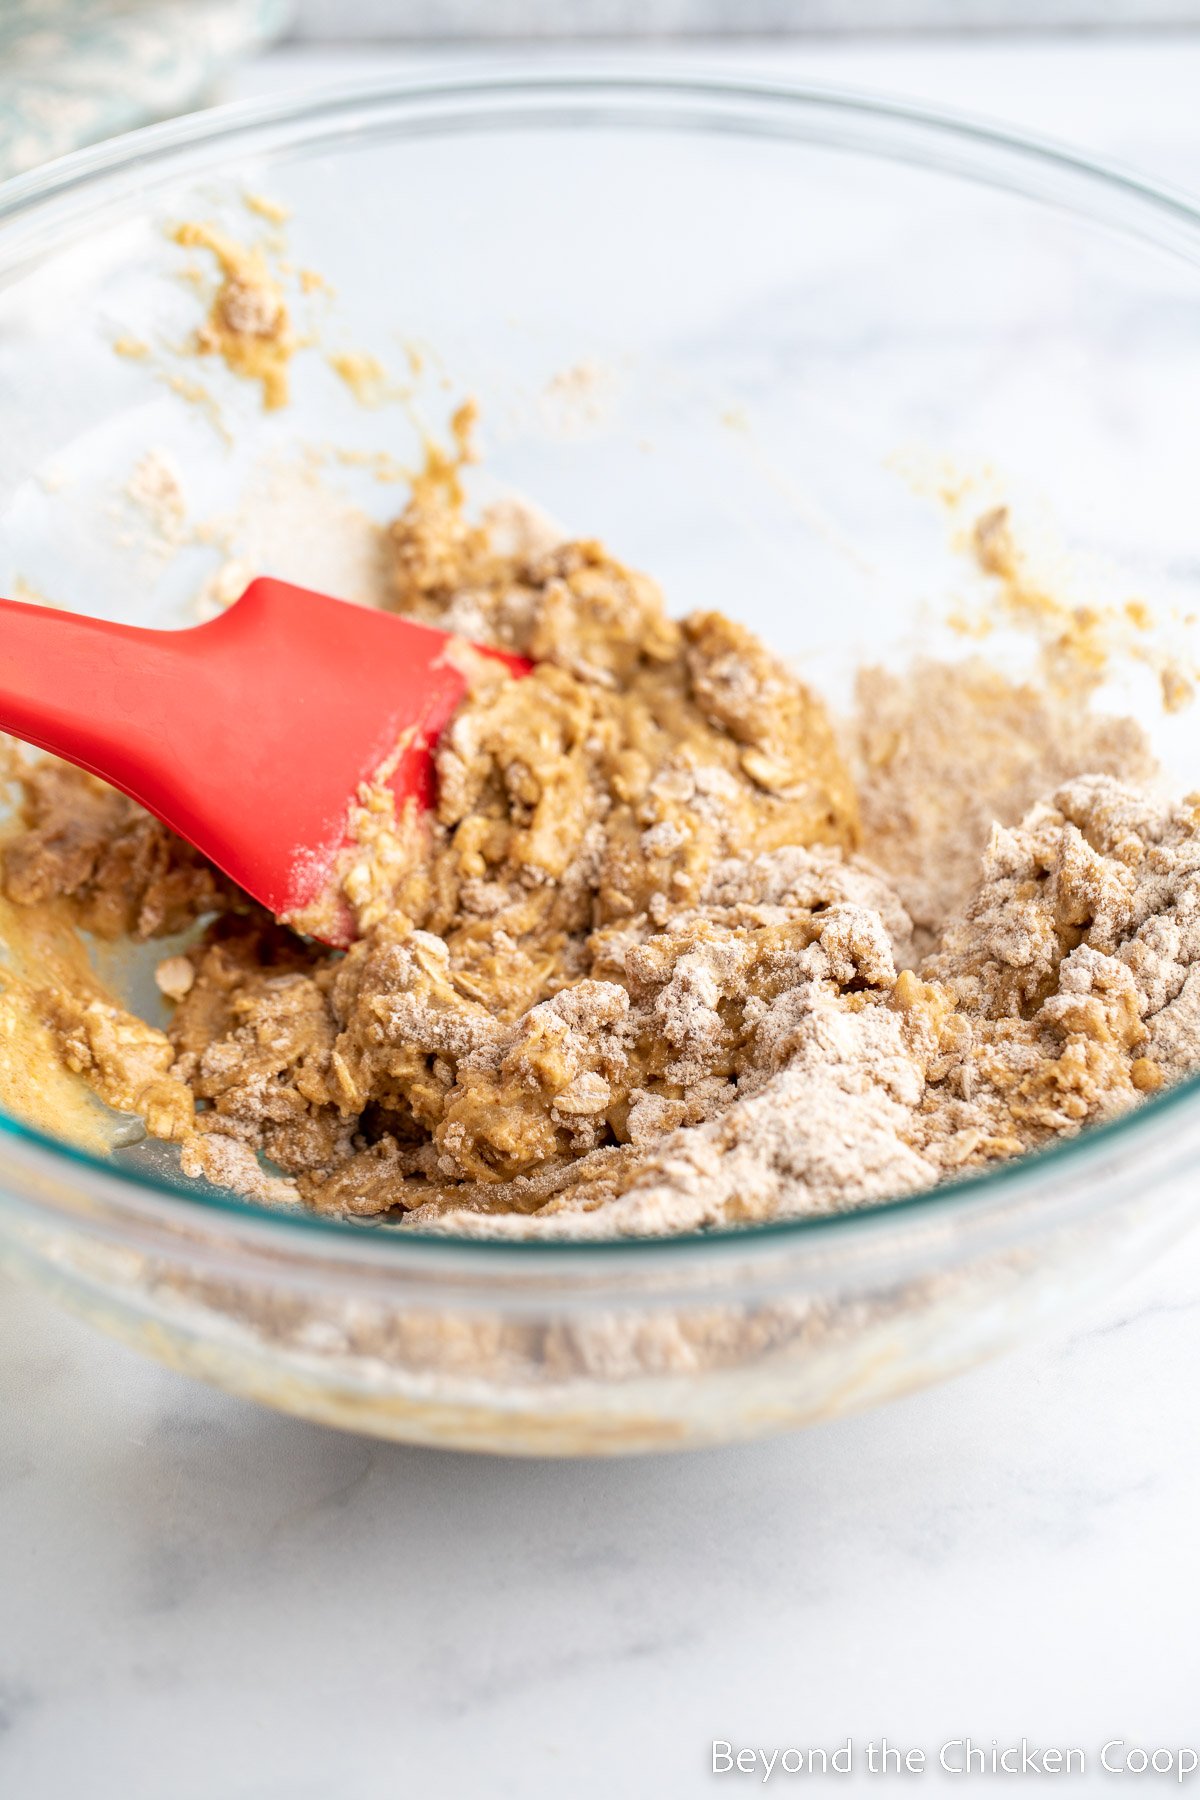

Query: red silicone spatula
[[0, 578, 529, 944]]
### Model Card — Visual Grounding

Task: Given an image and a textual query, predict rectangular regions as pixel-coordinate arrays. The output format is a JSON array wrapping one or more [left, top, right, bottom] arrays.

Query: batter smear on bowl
[[3, 459, 1200, 1237]]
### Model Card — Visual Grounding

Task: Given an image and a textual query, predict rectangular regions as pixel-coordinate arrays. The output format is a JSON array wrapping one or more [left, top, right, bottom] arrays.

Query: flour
[[853, 657, 1155, 943], [413, 773, 1200, 1239]]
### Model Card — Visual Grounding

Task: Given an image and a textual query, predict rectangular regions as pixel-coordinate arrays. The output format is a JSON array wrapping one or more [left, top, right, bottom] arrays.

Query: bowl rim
[[2, 64, 1199, 1261]]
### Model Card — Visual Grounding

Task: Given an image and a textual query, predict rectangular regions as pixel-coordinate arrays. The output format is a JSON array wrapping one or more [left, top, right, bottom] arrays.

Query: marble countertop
[[4, 35, 1200, 1800]]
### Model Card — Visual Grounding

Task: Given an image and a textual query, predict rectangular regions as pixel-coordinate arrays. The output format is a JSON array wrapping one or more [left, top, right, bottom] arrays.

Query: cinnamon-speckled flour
[[3, 458, 1199, 1239]]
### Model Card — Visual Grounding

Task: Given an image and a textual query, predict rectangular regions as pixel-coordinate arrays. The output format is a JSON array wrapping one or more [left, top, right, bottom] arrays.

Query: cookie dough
[[4, 465, 1199, 1238]]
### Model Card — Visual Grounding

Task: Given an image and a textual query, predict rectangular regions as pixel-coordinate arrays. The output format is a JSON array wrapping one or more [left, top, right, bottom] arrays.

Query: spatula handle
[[0, 596, 188, 800]]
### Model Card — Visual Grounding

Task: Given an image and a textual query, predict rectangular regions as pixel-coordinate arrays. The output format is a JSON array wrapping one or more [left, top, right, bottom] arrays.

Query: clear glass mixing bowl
[[1, 72, 1199, 1454]]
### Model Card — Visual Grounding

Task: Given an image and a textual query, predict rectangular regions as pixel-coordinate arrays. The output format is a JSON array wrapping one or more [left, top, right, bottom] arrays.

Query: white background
[[2, 34, 1200, 1799]]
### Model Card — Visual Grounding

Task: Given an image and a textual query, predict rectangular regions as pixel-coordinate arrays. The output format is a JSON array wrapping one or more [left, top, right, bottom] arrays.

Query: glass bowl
[[1, 71, 1199, 1454]]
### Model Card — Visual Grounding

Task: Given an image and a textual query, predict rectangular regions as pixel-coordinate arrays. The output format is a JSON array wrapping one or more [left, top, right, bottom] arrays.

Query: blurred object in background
[[292, 0, 1200, 33], [0, 0, 293, 178], [3, 0, 1197, 186]]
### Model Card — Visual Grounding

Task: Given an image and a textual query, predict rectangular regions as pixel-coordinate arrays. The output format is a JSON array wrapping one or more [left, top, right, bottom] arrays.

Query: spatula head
[[139, 578, 528, 942]]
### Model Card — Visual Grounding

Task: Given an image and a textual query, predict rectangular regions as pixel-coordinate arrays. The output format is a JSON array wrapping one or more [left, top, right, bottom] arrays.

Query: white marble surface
[[4, 36, 1200, 1799]]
